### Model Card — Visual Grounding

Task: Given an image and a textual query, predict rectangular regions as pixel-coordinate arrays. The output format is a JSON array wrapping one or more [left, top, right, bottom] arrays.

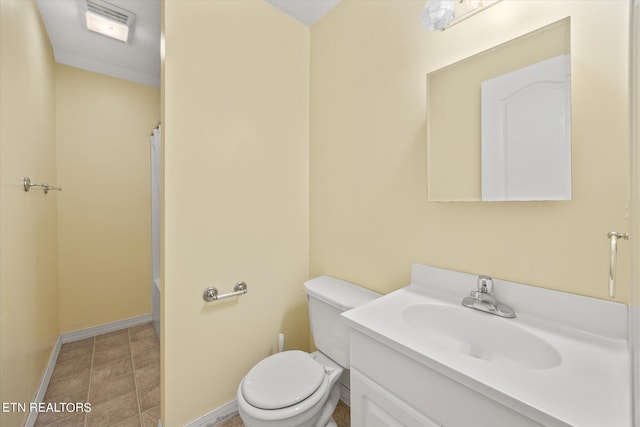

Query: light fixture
[[420, 0, 456, 31], [466, 0, 483, 9], [79, 0, 135, 43], [421, 0, 502, 31]]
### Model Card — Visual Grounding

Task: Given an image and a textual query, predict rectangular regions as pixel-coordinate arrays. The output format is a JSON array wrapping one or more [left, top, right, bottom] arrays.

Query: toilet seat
[[241, 350, 325, 410]]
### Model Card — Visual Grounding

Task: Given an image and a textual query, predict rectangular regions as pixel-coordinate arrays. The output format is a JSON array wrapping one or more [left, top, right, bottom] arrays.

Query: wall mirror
[[427, 18, 571, 202]]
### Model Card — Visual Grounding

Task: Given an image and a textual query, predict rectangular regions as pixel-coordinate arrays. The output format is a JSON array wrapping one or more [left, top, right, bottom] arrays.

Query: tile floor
[[36, 323, 350, 427], [35, 323, 160, 427], [217, 401, 351, 427]]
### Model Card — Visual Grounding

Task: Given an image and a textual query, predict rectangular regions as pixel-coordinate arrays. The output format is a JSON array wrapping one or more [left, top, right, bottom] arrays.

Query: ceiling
[[265, 0, 340, 26], [35, 0, 341, 89], [36, 0, 162, 87]]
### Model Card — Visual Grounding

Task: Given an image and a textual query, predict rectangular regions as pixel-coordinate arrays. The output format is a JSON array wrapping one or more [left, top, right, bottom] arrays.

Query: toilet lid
[[241, 350, 325, 410]]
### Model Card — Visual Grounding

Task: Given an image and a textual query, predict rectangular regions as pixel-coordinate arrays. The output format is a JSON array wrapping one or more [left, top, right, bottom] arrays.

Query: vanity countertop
[[341, 264, 631, 427]]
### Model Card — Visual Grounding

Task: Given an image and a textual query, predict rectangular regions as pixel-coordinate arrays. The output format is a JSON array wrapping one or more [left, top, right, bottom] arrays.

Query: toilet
[[237, 276, 380, 427]]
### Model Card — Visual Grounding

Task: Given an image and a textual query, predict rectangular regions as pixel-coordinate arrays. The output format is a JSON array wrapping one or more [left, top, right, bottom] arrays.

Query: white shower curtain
[[151, 127, 161, 283], [150, 126, 161, 337]]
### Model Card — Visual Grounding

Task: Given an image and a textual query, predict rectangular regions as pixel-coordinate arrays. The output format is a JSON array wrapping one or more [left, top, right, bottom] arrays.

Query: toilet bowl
[[237, 351, 342, 427], [237, 276, 380, 427]]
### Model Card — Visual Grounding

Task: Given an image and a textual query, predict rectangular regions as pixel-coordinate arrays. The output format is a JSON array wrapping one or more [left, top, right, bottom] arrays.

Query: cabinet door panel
[[351, 369, 441, 427]]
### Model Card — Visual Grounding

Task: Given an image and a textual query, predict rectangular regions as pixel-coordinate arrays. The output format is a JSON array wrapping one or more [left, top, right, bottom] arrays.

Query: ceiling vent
[[79, 0, 136, 43]]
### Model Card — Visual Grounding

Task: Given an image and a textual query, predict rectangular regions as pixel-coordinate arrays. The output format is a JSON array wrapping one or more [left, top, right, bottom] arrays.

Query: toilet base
[[315, 383, 341, 427]]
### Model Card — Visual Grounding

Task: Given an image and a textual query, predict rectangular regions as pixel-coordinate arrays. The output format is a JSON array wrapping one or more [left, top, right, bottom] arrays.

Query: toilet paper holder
[[203, 281, 248, 302]]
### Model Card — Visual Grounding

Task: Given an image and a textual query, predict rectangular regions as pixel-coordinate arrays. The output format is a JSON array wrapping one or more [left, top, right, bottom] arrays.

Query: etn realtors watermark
[[2, 402, 92, 413]]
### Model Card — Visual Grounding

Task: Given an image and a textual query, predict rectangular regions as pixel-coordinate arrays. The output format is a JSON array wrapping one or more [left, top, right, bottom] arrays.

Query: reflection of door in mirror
[[481, 54, 571, 201], [426, 18, 570, 202]]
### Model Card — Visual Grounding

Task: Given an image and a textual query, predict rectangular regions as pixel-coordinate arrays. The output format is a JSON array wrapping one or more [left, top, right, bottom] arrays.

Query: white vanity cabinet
[[342, 264, 631, 427], [349, 331, 545, 427]]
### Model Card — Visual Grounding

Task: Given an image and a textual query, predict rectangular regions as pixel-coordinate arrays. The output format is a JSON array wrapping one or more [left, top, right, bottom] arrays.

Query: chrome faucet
[[462, 275, 516, 318]]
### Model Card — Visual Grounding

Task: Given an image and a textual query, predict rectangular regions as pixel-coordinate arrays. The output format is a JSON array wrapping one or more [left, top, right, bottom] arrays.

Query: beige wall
[[0, 1, 59, 425], [162, 1, 310, 425], [310, 0, 631, 301], [56, 64, 159, 333], [1, 1, 158, 422], [631, 2, 639, 423]]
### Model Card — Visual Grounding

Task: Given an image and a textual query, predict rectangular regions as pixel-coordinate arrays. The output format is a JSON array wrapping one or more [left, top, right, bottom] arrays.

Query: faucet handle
[[477, 275, 493, 294]]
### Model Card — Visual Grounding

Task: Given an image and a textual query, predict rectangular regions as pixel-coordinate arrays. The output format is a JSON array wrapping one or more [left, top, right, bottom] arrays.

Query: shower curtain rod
[[150, 121, 161, 136]]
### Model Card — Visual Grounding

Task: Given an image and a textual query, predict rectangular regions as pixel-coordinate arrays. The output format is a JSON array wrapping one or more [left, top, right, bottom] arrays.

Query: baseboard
[[185, 399, 238, 427], [24, 336, 62, 427], [60, 313, 152, 344]]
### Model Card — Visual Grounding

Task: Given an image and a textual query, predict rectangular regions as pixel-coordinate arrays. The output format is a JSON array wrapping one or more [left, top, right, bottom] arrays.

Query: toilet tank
[[304, 276, 380, 368]]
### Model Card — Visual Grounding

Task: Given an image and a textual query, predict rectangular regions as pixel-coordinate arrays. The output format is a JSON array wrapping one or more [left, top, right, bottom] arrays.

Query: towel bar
[[22, 177, 62, 194], [203, 281, 247, 302], [607, 231, 629, 298]]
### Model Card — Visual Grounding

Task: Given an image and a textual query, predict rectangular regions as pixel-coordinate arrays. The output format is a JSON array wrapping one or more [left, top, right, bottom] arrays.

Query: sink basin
[[402, 304, 561, 370]]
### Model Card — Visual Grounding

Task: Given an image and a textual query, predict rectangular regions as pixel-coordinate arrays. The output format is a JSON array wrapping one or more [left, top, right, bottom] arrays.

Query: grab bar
[[607, 231, 629, 298], [203, 281, 247, 302], [22, 177, 62, 195]]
